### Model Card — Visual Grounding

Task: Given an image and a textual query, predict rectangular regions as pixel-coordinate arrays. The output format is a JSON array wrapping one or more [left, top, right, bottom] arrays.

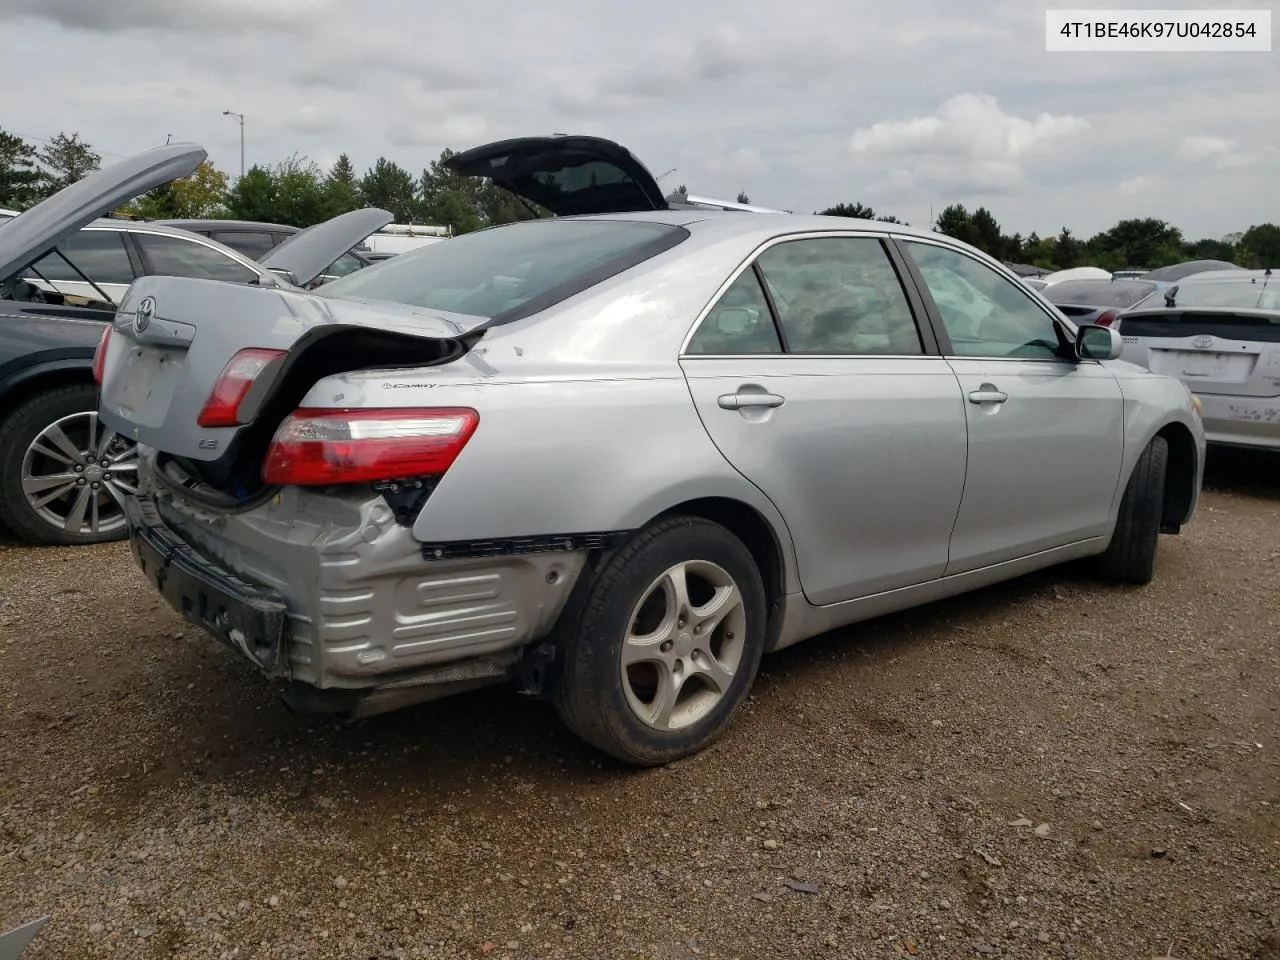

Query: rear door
[[680, 232, 968, 606], [897, 237, 1125, 574], [131, 230, 263, 284]]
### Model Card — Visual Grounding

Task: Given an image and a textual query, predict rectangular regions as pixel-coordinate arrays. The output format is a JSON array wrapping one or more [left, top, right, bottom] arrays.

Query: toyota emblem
[[1192, 334, 1214, 350], [134, 296, 156, 333]]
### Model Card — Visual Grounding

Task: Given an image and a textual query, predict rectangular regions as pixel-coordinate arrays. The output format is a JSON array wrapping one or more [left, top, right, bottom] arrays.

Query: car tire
[[0, 383, 136, 546], [1098, 435, 1168, 585], [553, 515, 768, 766]]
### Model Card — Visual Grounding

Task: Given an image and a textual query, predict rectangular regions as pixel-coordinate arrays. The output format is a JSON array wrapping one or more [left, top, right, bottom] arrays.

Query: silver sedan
[[99, 137, 1206, 766]]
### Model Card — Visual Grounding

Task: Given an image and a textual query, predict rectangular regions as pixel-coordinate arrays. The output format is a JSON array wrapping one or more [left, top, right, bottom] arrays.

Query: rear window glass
[[1045, 280, 1156, 307], [318, 219, 687, 323], [1121, 311, 1280, 342], [1167, 280, 1278, 310]]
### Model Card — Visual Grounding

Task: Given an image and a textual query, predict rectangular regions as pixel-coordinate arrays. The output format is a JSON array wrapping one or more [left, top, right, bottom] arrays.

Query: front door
[[897, 238, 1125, 574], [680, 234, 968, 606]]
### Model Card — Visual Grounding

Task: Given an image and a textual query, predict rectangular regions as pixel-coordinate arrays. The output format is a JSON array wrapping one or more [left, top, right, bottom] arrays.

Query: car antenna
[[1163, 285, 1178, 307]]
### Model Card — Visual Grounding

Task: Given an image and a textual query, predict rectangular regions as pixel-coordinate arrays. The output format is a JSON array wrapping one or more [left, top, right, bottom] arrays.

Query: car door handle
[[718, 393, 785, 410], [967, 388, 1008, 405]]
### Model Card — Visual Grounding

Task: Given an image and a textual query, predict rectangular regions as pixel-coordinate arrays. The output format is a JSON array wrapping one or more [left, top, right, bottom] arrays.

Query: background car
[[157, 218, 374, 285], [97, 134, 1204, 767], [0, 144, 390, 546], [1111, 270, 1278, 451], [1041, 277, 1163, 327]]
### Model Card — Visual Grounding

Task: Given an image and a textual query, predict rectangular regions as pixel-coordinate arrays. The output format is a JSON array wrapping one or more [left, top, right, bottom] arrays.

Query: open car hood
[[258, 207, 393, 288], [443, 135, 668, 216], [0, 143, 206, 281]]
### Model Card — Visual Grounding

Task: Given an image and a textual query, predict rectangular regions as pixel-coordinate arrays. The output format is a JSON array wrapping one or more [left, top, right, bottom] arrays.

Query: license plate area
[[125, 497, 289, 676]]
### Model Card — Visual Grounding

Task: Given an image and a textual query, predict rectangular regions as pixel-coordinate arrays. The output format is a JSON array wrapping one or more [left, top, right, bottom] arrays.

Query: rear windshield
[[1121, 311, 1280, 342], [317, 219, 687, 323], [1166, 280, 1279, 310], [1045, 279, 1156, 307]]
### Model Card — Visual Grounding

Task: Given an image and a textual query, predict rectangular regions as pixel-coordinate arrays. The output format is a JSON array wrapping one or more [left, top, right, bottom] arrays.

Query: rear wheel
[[0, 383, 139, 546], [553, 516, 767, 766], [1098, 436, 1168, 585]]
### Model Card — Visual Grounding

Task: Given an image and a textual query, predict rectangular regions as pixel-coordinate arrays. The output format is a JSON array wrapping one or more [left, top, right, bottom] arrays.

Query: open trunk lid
[[1117, 307, 1280, 398], [0, 143, 205, 281], [97, 275, 484, 493], [443, 135, 668, 216], [258, 207, 393, 287]]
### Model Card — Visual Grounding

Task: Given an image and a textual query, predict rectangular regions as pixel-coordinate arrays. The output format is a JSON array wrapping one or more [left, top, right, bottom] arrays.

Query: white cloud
[[1176, 135, 1280, 170], [1118, 175, 1152, 196], [0, 0, 1276, 239]]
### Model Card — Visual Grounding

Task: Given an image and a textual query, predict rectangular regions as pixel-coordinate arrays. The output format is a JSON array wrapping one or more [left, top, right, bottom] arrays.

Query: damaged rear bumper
[[122, 470, 590, 716]]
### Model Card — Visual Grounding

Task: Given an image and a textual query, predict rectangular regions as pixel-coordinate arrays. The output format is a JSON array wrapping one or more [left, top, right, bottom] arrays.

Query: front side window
[[754, 237, 923, 355], [685, 269, 782, 355], [902, 240, 1063, 360], [26, 229, 136, 285], [134, 233, 260, 284]]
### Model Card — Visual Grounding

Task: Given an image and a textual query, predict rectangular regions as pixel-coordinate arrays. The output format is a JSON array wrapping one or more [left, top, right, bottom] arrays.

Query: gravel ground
[[2, 448, 1278, 960]]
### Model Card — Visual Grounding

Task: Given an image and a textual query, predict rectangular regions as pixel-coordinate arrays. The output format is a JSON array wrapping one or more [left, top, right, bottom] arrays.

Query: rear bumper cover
[[125, 495, 290, 677], [1193, 393, 1280, 450]]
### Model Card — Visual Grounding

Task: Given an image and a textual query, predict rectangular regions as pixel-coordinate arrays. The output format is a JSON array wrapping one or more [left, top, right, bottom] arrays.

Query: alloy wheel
[[21, 411, 138, 538]]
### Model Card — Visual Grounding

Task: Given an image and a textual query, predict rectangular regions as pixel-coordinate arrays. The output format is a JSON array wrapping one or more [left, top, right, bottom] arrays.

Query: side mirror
[[1075, 323, 1123, 361]]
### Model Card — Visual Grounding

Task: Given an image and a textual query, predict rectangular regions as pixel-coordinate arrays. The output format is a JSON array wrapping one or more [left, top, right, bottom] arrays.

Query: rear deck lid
[[258, 207, 393, 287], [1117, 307, 1280, 398], [443, 135, 669, 216], [0, 143, 206, 281]]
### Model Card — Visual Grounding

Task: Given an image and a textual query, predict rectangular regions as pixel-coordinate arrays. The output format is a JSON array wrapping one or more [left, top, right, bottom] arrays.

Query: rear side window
[[26, 229, 135, 285], [685, 270, 782, 355], [755, 237, 922, 355], [134, 233, 261, 283], [318, 219, 687, 323]]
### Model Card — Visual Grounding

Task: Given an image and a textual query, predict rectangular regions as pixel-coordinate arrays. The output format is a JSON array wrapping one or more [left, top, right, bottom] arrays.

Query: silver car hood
[[0, 143, 206, 281], [258, 207, 393, 287]]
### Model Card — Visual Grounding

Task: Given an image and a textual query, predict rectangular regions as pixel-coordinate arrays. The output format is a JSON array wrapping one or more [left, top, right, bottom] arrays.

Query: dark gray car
[[1042, 278, 1162, 327]]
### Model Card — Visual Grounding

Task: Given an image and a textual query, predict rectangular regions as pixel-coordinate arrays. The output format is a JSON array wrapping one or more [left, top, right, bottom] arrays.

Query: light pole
[[222, 110, 244, 178]]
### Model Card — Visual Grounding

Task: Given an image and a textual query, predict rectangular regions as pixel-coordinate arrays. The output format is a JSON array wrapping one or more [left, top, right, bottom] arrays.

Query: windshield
[[1168, 280, 1279, 310], [1046, 279, 1156, 307], [319, 219, 687, 323]]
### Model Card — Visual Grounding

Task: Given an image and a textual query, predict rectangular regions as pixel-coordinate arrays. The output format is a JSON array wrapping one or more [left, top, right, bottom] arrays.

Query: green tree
[[934, 204, 978, 247], [1186, 237, 1237, 262], [322, 153, 361, 217], [820, 201, 878, 219], [35, 131, 101, 196], [0, 128, 41, 209], [270, 154, 327, 227], [736, 191, 750, 204], [128, 160, 229, 219], [360, 157, 417, 223], [1238, 223, 1280, 268], [223, 166, 278, 222], [1054, 228, 1084, 269], [967, 206, 1006, 258], [1087, 217, 1184, 269]]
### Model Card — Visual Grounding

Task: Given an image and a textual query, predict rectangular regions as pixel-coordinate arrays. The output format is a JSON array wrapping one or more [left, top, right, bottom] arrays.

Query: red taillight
[[197, 348, 288, 428], [261, 408, 480, 486], [92, 325, 112, 386], [1095, 311, 1117, 327]]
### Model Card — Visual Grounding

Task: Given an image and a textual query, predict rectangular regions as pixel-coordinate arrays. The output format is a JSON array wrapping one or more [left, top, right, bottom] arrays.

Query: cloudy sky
[[1, 0, 1275, 239]]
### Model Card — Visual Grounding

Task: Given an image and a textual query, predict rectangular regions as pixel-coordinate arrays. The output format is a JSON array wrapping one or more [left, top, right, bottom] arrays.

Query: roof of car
[[157, 218, 300, 233], [567, 208, 941, 241]]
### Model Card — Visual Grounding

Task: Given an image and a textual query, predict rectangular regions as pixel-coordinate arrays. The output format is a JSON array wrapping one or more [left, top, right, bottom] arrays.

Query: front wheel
[[0, 383, 139, 546], [553, 516, 768, 766], [1098, 436, 1168, 585]]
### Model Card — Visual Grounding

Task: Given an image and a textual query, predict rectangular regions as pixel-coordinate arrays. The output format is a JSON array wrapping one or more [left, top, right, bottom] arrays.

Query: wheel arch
[[1154, 420, 1199, 529], [0, 360, 95, 414]]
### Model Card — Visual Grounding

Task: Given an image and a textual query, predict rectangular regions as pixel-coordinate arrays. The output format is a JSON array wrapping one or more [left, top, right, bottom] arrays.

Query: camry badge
[[135, 296, 156, 333]]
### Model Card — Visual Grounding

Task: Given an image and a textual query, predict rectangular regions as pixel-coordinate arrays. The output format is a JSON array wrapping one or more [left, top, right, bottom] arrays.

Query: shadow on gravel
[[1203, 445, 1280, 500]]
